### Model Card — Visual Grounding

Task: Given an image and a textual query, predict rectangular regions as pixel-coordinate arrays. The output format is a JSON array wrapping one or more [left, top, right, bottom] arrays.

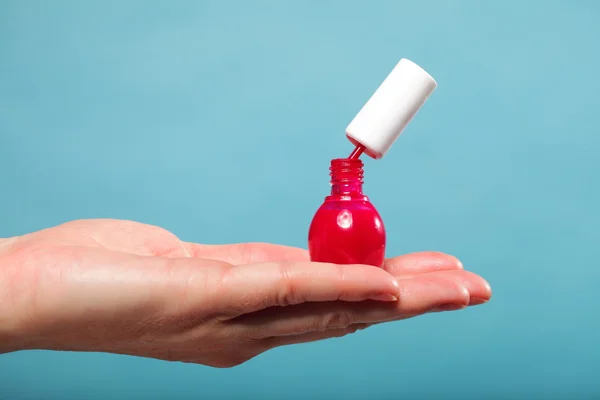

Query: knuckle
[[277, 263, 298, 306], [346, 323, 368, 335], [318, 310, 355, 331], [333, 263, 346, 281], [345, 325, 359, 335], [325, 263, 347, 301], [328, 324, 362, 339], [201, 261, 232, 297], [439, 276, 470, 305]]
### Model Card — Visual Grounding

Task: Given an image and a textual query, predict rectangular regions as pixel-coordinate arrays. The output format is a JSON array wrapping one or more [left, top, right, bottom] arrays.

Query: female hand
[[0, 219, 491, 367]]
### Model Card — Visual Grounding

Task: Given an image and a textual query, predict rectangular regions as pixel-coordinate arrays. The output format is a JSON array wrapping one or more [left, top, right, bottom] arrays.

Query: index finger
[[217, 261, 400, 319]]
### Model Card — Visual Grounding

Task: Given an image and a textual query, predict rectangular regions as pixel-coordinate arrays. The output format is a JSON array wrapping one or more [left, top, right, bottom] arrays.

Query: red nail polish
[[308, 157, 386, 267], [308, 59, 438, 268]]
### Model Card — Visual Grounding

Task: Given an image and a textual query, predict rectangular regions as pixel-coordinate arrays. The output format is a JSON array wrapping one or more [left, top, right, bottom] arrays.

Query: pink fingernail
[[469, 297, 488, 306], [371, 293, 398, 302]]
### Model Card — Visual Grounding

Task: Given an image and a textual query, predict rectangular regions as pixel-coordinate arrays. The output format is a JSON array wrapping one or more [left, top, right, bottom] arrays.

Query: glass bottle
[[308, 158, 386, 267]]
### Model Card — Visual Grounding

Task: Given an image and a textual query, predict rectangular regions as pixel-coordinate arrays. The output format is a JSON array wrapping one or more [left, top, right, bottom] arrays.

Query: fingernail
[[431, 303, 466, 312], [469, 297, 488, 306], [371, 293, 398, 302]]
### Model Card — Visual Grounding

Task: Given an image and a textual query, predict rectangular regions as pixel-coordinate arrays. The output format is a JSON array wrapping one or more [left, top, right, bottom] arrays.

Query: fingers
[[263, 323, 371, 348], [185, 242, 310, 265], [217, 262, 400, 318], [382, 253, 491, 307], [428, 269, 492, 306], [230, 271, 471, 338], [188, 244, 462, 277], [383, 251, 463, 276], [233, 301, 402, 339], [369, 270, 491, 318]]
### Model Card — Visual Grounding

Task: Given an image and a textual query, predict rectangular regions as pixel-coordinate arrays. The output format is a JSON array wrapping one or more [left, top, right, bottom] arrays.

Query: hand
[[0, 219, 491, 367]]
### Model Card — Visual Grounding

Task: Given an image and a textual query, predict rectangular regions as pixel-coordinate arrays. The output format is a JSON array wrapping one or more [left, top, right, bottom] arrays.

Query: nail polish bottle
[[308, 58, 438, 267], [308, 157, 386, 267]]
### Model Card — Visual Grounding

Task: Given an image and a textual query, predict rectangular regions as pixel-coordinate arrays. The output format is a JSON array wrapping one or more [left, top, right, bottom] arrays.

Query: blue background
[[1, 0, 599, 398]]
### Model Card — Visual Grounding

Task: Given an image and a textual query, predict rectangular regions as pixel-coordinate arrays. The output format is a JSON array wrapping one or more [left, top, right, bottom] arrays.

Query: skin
[[0, 219, 491, 368]]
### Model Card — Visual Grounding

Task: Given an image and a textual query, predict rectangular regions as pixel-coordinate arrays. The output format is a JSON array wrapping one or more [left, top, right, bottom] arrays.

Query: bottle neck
[[329, 158, 364, 196]]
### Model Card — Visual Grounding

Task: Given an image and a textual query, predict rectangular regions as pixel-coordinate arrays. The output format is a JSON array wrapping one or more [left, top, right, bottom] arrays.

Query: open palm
[[1, 219, 491, 367]]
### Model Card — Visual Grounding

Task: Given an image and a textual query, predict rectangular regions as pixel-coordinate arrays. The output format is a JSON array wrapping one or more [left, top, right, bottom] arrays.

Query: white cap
[[345, 58, 437, 159]]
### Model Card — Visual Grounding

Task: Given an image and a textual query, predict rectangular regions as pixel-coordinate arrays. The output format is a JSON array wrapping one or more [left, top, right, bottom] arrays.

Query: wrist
[[0, 236, 30, 353]]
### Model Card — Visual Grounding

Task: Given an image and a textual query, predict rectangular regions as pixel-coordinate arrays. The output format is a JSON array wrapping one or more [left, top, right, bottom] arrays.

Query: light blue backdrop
[[1, 1, 598, 398]]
